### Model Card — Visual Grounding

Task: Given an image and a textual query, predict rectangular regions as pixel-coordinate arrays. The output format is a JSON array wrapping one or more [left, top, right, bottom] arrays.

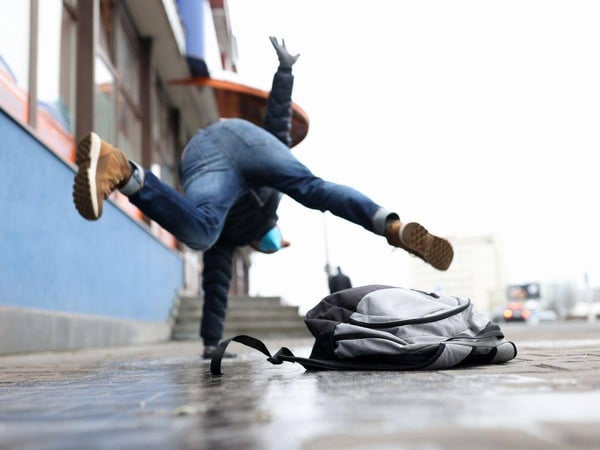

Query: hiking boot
[[73, 132, 131, 220], [385, 221, 454, 271]]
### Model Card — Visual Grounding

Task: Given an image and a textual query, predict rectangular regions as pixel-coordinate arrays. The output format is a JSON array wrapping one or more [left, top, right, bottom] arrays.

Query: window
[[94, 56, 116, 144], [90, 3, 144, 223], [117, 93, 141, 163], [151, 81, 177, 187], [36, 0, 77, 160], [0, 0, 30, 123], [0, 0, 77, 161], [37, 0, 76, 132], [115, 18, 141, 163], [92, 3, 142, 165], [116, 23, 140, 106]]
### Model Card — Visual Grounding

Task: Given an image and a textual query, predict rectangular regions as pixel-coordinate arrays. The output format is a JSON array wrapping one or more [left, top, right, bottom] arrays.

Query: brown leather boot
[[385, 220, 454, 271], [73, 132, 131, 220]]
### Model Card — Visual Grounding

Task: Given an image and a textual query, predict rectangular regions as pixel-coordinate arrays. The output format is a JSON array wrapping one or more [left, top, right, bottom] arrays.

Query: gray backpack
[[211, 285, 517, 374]]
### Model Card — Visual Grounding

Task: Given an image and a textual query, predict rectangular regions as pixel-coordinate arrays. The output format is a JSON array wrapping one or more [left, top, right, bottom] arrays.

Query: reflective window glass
[[38, 0, 77, 130], [0, 0, 30, 122], [117, 94, 141, 163], [36, 0, 77, 160], [116, 24, 139, 106], [151, 81, 177, 187], [94, 57, 116, 143]]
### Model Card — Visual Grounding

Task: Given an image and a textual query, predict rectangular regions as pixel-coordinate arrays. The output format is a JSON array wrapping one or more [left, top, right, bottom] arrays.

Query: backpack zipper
[[347, 300, 470, 329], [446, 324, 504, 340]]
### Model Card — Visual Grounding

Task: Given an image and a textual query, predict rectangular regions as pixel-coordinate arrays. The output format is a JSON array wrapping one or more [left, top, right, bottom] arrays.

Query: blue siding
[[0, 112, 183, 322]]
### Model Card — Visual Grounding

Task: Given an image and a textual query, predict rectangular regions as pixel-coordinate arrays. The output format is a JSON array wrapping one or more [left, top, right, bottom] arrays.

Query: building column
[[75, 0, 98, 143]]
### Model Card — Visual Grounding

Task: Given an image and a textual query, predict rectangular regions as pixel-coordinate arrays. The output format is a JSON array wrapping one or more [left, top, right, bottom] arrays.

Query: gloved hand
[[269, 36, 300, 69]]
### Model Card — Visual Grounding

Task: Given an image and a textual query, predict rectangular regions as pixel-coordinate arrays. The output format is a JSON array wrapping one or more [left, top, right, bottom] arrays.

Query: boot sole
[[400, 222, 454, 271], [73, 132, 101, 220]]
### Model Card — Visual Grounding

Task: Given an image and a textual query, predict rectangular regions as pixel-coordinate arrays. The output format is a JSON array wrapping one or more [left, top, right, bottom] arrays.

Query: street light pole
[[323, 213, 331, 278]]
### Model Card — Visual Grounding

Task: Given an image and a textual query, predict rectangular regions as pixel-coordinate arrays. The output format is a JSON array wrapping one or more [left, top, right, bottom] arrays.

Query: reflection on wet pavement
[[1, 322, 600, 449]]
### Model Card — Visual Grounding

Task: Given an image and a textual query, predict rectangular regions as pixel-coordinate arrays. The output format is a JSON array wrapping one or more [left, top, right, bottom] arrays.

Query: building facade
[[0, 0, 308, 354], [410, 234, 508, 314]]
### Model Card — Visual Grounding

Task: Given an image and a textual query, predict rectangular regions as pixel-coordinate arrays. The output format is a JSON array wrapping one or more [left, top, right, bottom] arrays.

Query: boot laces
[[104, 176, 125, 198]]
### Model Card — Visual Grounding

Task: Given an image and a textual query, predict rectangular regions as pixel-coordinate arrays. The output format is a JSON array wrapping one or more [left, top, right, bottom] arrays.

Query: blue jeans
[[129, 119, 396, 249]]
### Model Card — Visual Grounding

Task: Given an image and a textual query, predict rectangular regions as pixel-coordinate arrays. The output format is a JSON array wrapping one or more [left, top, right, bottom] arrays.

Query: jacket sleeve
[[263, 67, 294, 147], [200, 245, 235, 346]]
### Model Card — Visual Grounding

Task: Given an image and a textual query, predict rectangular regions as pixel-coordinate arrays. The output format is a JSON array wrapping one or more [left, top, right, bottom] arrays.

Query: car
[[502, 301, 531, 322]]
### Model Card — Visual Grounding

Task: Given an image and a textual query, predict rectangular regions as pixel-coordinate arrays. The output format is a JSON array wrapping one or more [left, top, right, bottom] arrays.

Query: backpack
[[210, 284, 517, 375]]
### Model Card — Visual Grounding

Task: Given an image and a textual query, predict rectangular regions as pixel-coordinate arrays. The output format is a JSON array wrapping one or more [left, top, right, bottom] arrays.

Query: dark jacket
[[200, 67, 295, 346], [328, 270, 353, 293]]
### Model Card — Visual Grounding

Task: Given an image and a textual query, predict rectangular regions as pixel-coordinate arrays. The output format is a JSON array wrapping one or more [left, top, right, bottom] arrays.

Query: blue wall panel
[[0, 112, 183, 322]]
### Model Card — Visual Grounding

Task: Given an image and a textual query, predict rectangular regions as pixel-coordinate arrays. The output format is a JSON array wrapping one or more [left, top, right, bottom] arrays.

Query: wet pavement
[[1, 321, 600, 449]]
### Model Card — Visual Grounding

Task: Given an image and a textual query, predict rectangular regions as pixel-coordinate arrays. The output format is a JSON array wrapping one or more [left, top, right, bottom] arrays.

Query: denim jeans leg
[[128, 131, 245, 250], [216, 119, 391, 234], [126, 171, 214, 250]]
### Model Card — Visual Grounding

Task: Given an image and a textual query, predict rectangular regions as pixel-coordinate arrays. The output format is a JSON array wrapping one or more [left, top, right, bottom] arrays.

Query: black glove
[[269, 36, 300, 69]]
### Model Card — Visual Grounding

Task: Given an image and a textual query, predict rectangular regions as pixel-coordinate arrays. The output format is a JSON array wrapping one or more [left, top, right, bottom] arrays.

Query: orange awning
[[172, 77, 309, 147]]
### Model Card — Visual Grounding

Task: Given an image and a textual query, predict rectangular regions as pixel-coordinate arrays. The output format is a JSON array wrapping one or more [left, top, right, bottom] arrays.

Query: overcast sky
[[226, 0, 600, 312]]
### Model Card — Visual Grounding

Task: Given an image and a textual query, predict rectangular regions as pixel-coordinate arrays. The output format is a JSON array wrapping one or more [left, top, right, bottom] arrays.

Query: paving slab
[[1, 322, 600, 449]]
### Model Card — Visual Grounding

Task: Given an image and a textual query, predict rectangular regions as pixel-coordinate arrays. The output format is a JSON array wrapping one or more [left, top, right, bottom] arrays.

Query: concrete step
[[177, 303, 300, 315], [174, 319, 308, 333], [171, 294, 307, 341], [178, 296, 283, 309], [175, 308, 304, 324], [176, 303, 295, 316], [172, 320, 310, 340]]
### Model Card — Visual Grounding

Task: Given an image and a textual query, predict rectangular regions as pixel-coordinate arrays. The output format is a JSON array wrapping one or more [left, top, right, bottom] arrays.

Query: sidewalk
[[1, 321, 600, 450]]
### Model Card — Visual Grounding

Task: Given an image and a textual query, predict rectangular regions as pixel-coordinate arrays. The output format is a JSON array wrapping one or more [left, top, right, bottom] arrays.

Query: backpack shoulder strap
[[210, 334, 280, 375], [209, 334, 371, 374], [210, 335, 472, 374]]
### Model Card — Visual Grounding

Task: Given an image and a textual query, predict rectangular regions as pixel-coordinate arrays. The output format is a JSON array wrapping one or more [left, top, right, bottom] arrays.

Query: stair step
[[174, 319, 307, 333], [178, 302, 289, 312], [179, 296, 283, 308], [171, 294, 306, 341], [177, 303, 299, 314], [173, 322, 310, 340], [176, 309, 302, 323]]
